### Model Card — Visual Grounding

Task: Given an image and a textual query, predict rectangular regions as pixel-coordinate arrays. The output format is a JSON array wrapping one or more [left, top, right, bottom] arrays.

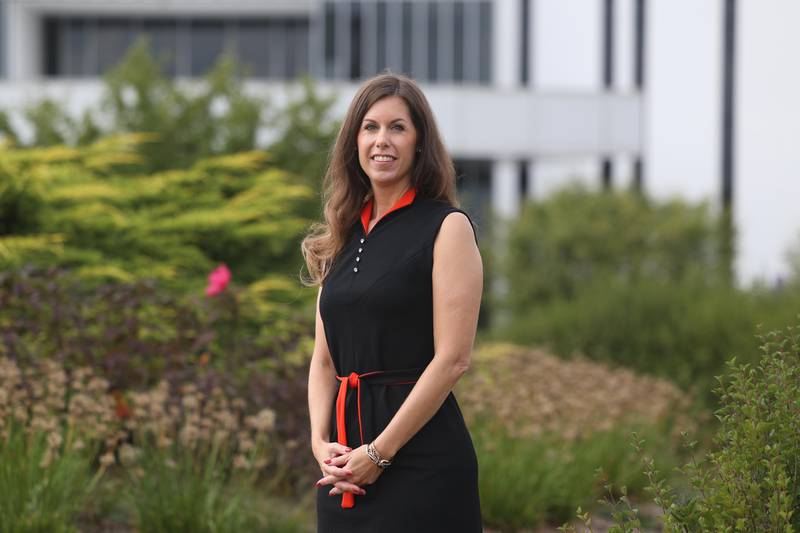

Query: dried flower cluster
[[0, 357, 277, 474], [457, 343, 698, 442]]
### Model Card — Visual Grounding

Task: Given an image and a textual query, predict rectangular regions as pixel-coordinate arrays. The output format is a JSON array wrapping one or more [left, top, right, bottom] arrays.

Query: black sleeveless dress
[[316, 192, 483, 532]]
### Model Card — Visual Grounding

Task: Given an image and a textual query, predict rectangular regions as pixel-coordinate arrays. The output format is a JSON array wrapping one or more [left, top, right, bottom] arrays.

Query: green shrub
[[0, 139, 315, 290], [561, 320, 800, 532], [496, 186, 800, 407]]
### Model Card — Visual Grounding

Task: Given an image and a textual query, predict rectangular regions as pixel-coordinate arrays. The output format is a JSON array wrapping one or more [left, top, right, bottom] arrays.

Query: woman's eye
[[392, 125, 404, 131]]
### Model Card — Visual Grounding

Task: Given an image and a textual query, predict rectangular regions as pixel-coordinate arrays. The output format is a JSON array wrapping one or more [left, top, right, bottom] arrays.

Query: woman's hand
[[325, 444, 384, 495], [313, 440, 366, 497]]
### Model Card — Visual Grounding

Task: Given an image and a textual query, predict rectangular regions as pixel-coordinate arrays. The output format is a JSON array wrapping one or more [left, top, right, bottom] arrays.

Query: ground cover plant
[[559, 320, 800, 532]]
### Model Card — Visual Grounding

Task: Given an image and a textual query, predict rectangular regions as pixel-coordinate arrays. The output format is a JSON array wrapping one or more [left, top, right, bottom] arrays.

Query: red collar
[[360, 186, 417, 235]]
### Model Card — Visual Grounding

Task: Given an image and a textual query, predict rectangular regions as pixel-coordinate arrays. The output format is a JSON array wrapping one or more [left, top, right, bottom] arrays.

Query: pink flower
[[205, 264, 231, 296]]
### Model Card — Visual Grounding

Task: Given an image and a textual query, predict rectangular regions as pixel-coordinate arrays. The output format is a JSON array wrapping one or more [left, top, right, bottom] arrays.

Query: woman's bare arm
[[371, 212, 483, 459], [308, 286, 337, 449], [308, 285, 366, 494]]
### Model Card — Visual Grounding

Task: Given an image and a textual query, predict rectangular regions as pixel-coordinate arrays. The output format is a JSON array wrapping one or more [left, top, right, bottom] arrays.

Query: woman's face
[[357, 95, 418, 189]]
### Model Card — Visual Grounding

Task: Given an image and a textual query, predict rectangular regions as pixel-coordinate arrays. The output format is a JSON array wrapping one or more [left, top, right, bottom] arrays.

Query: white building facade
[[0, 0, 797, 285]]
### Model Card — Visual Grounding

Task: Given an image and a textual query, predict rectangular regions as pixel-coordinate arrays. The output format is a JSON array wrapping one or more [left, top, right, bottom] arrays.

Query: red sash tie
[[334, 368, 422, 509]]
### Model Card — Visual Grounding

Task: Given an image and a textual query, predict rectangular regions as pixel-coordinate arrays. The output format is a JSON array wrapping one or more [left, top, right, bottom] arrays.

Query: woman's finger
[[317, 473, 358, 487], [334, 480, 366, 495], [322, 463, 353, 478], [329, 486, 341, 496], [331, 443, 352, 456], [324, 454, 350, 467]]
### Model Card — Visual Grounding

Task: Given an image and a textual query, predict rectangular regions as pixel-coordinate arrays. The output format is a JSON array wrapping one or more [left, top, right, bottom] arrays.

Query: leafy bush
[[502, 186, 725, 307], [561, 320, 800, 532], [496, 186, 800, 406], [0, 139, 315, 289]]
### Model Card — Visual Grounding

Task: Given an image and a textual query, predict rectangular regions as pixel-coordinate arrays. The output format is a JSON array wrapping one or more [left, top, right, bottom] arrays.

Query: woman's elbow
[[450, 356, 472, 378]]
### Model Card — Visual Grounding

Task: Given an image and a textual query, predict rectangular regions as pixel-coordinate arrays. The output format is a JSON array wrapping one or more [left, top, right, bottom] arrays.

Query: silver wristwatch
[[366, 441, 392, 469]]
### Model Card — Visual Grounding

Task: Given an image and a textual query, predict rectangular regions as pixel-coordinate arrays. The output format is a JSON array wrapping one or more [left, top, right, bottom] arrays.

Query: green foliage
[[562, 320, 800, 533], [497, 186, 800, 406], [101, 39, 265, 172], [0, 425, 96, 532], [503, 185, 724, 308], [0, 138, 315, 291], [266, 77, 338, 193], [474, 417, 682, 531]]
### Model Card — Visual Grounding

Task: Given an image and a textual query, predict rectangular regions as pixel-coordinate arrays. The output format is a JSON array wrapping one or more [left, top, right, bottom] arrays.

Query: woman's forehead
[[364, 96, 411, 121]]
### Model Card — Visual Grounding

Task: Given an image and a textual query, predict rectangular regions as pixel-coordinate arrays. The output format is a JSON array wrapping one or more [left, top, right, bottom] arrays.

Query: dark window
[[42, 16, 307, 79], [190, 21, 224, 75], [323, 3, 335, 78], [453, 1, 464, 82], [427, 2, 438, 81], [143, 20, 178, 76], [376, 1, 387, 72], [43, 18, 59, 76], [289, 20, 309, 78], [401, 1, 413, 76], [97, 19, 134, 73], [237, 21, 268, 77], [479, 1, 492, 83], [350, 2, 361, 79], [66, 18, 90, 76]]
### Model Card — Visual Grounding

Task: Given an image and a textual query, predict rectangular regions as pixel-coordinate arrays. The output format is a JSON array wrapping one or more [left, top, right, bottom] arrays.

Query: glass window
[[97, 19, 133, 73], [376, 1, 387, 74], [479, 1, 492, 83], [266, 21, 287, 79], [324, 3, 336, 78], [190, 21, 224, 76], [288, 20, 309, 78], [142, 20, 178, 76], [453, 1, 464, 82], [350, 2, 361, 79], [237, 21, 269, 77], [66, 18, 91, 76], [402, 1, 413, 76], [427, 2, 438, 81]]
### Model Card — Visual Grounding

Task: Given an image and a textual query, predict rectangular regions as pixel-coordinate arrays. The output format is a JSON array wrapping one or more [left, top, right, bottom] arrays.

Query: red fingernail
[[315, 482, 321, 487], [346, 470, 353, 475], [345, 447, 352, 452], [324, 459, 331, 464]]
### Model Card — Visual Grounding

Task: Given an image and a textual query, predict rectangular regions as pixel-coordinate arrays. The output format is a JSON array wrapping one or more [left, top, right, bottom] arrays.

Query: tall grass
[[473, 417, 683, 531], [126, 441, 258, 532], [0, 424, 96, 532]]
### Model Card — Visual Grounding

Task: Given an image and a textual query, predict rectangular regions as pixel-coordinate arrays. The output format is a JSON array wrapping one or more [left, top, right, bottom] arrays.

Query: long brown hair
[[301, 73, 459, 287]]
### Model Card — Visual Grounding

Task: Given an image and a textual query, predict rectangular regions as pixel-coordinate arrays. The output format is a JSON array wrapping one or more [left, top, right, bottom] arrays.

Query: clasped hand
[[314, 441, 384, 496]]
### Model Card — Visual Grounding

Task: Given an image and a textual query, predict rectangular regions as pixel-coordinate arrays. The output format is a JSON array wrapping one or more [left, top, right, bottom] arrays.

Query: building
[[0, 0, 798, 284]]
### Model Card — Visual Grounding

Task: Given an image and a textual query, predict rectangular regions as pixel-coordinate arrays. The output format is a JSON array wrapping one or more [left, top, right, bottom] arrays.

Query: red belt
[[334, 368, 422, 509]]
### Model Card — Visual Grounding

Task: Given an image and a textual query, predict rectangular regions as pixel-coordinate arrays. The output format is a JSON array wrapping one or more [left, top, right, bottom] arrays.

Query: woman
[[302, 73, 483, 532]]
